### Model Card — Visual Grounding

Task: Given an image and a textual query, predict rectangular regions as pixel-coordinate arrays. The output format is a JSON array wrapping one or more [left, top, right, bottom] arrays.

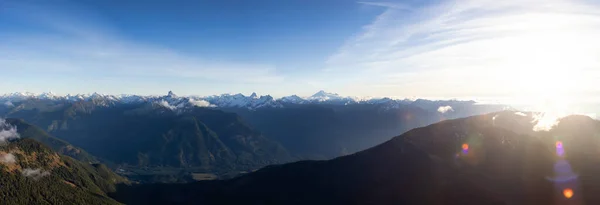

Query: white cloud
[[0, 153, 16, 164], [188, 99, 214, 107], [0, 119, 20, 145], [156, 100, 177, 110], [328, 0, 600, 99], [4, 101, 14, 107], [437, 105, 454, 113], [21, 168, 50, 180]]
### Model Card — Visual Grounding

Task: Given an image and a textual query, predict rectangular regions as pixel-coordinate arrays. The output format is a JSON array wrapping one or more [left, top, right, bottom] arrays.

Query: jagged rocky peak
[[0, 90, 473, 111], [250, 92, 258, 98], [167, 91, 178, 98], [259, 95, 273, 100]]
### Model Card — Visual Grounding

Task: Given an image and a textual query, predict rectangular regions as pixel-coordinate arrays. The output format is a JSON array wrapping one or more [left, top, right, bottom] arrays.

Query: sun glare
[[490, 11, 597, 130]]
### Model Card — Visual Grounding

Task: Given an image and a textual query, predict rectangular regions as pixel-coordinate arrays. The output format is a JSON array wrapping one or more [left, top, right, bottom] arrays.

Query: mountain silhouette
[[111, 111, 600, 205]]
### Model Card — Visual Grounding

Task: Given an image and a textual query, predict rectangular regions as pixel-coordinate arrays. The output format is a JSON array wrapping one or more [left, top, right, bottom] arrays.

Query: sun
[[489, 13, 594, 130]]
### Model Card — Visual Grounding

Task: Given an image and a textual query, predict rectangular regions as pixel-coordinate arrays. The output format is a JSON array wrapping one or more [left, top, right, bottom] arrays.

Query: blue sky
[[1, 0, 600, 100]]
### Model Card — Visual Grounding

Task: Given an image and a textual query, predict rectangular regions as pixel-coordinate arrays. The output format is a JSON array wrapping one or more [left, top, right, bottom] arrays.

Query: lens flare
[[556, 141, 565, 157], [563, 188, 573, 199], [461, 143, 469, 154]]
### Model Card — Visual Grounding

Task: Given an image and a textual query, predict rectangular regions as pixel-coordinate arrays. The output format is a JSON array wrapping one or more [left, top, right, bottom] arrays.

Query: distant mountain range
[[0, 90, 484, 110], [0, 91, 508, 181], [1, 90, 507, 161]]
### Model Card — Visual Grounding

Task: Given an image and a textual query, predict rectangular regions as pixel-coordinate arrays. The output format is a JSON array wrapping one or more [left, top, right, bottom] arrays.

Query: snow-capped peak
[[2, 92, 35, 100], [0, 90, 427, 110], [280, 95, 305, 104], [90, 92, 104, 99], [250, 92, 258, 99], [307, 90, 354, 103], [38, 91, 57, 100], [201, 93, 280, 109], [311, 90, 339, 98]]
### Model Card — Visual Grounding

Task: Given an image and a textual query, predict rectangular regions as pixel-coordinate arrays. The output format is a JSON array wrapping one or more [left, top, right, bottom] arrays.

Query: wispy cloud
[[0, 1, 283, 93], [4, 101, 14, 107], [0, 119, 20, 145], [21, 168, 50, 180], [0, 119, 18, 165], [358, 1, 412, 10], [0, 153, 16, 164], [329, 0, 600, 99]]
